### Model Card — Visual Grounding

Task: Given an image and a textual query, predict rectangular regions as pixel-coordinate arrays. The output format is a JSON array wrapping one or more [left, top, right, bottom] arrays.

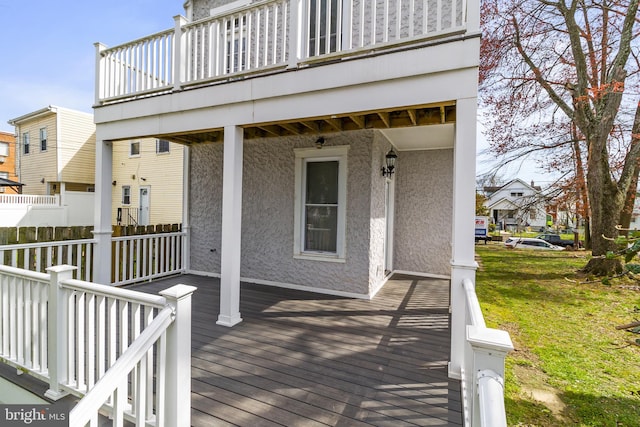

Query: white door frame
[[139, 186, 150, 226], [384, 177, 395, 274]]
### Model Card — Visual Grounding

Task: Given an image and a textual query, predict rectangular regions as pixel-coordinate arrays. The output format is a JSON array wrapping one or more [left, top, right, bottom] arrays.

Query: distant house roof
[[483, 178, 542, 195]]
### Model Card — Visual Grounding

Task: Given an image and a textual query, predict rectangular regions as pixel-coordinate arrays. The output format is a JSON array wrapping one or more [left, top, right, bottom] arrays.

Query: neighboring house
[[92, 0, 482, 381], [5, 106, 96, 226], [112, 138, 184, 226], [8, 106, 96, 196], [484, 179, 547, 231], [0, 131, 19, 194]]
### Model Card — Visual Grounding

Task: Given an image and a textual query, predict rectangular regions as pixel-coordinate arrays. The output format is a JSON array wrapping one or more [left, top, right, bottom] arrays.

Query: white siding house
[[4, 106, 96, 226], [111, 138, 184, 226], [484, 179, 547, 231]]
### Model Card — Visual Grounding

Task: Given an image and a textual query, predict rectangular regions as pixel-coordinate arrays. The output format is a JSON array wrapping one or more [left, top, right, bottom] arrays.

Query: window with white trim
[[122, 186, 131, 205], [156, 139, 170, 154], [0, 142, 8, 157], [23, 132, 30, 154], [40, 128, 47, 152], [130, 141, 140, 157], [294, 146, 348, 260]]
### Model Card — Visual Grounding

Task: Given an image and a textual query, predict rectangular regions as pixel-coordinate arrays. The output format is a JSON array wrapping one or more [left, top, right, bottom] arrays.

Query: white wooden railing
[[96, 0, 469, 102], [112, 231, 185, 286], [0, 194, 59, 206], [0, 231, 187, 286], [0, 264, 195, 426], [0, 239, 95, 281], [461, 278, 513, 427]]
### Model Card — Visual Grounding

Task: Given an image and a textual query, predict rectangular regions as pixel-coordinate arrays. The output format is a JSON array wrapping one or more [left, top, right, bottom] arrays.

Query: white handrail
[[0, 263, 49, 282], [462, 278, 486, 328], [61, 278, 166, 308], [0, 238, 95, 251], [69, 306, 173, 426]]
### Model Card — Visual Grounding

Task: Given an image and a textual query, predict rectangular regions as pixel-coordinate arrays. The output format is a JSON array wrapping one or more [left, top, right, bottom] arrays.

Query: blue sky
[[0, 0, 183, 133], [0, 0, 546, 184]]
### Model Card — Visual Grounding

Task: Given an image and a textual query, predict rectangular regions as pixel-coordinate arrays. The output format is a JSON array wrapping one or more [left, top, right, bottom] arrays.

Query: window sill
[[294, 253, 346, 263]]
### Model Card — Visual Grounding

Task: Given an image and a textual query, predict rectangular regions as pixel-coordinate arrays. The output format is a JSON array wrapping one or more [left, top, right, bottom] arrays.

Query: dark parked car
[[535, 233, 577, 248]]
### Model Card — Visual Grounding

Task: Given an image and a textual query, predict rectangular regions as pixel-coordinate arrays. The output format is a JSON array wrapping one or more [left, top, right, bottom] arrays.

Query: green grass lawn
[[475, 244, 640, 426]]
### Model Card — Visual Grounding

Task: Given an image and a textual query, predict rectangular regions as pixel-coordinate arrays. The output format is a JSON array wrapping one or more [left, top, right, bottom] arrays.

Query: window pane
[[156, 139, 170, 153], [0, 142, 8, 156], [306, 161, 338, 204], [122, 186, 131, 204], [305, 206, 337, 252], [130, 142, 140, 156], [40, 128, 47, 151]]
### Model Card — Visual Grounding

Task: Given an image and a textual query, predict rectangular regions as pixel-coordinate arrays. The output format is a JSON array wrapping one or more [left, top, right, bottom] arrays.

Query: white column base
[[44, 389, 69, 401], [216, 314, 243, 327]]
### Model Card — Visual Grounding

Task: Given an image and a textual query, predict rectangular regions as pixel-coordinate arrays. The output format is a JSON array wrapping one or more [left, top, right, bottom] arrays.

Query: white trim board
[[188, 269, 374, 299]]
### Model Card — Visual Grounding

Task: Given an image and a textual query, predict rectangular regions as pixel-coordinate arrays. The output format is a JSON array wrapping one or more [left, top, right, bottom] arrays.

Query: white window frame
[[23, 132, 30, 155], [130, 141, 140, 157], [122, 186, 131, 205], [0, 142, 8, 157], [156, 139, 170, 154], [293, 145, 348, 262], [40, 127, 47, 152]]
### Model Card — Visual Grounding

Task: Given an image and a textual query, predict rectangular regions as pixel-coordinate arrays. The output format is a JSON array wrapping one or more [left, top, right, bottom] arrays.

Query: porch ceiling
[[155, 103, 456, 149]]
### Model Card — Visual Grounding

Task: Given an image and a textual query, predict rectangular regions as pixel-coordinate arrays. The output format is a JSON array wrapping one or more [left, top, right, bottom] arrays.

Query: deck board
[[132, 274, 463, 426]]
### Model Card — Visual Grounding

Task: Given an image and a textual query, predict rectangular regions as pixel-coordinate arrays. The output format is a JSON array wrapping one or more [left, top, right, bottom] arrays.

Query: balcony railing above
[[95, 0, 470, 103]]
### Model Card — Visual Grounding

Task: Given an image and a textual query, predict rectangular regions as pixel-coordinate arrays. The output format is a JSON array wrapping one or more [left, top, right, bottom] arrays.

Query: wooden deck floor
[[132, 274, 462, 427]]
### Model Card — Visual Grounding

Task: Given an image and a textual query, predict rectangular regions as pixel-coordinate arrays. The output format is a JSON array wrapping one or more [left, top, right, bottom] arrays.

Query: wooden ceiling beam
[[349, 115, 366, 129], [279, 122, 302, 135], [377, 112, 390, 128], [324, 118, 343, 132], [300, 121, 320, 132], [407, 109, 417, 126], [256, 125, 281, 137]]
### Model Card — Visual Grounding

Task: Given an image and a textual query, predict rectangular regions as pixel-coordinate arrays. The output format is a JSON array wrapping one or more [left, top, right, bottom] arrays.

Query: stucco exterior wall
[[189, 142, 224, 273], [368, 133, 393, 293], [190, 130, 378, 295], [190, 0, 237, 20], [394, 148, 453, 276]]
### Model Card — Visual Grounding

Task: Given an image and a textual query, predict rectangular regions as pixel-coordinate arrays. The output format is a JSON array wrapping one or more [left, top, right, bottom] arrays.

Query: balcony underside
[[155, 102, 457, 146]]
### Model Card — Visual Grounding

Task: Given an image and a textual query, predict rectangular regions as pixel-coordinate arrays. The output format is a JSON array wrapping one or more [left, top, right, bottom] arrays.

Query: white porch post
[[449, 96, 479, 379], [45, 265, 76, 400], [217, 126, 243, 327], [182, 145, 191, 272], [93, 138, 113, 285], [160, 284, 197, 427]]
